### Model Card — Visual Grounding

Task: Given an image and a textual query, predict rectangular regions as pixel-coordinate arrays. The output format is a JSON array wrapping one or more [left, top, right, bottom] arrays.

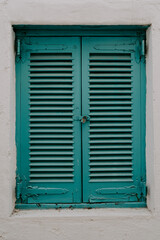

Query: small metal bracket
[[140, 39, 146, 63], [16, 174, 28, 202], [16, 180, 22, 200], [15, 38, 21, 63], [16, 39, 21, 57], [141, 40, 145, 57], [135, 39, 146, 63], [140, 181, 147, 197], [26, 186, 69, 196]]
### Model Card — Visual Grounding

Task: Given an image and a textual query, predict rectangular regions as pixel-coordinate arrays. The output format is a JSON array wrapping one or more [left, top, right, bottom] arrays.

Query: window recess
[[15, 28, 146, 208]]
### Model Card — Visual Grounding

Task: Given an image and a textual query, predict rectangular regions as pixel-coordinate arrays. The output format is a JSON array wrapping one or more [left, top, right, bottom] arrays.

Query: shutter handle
[[81, 116, 88, 124]]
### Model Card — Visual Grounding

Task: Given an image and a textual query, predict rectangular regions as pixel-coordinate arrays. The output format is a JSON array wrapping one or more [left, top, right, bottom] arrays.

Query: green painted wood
[[16, 201, 146, 209], [16, 30, 146, 208], [17, 37, 81, 204], [82, 37, 146, 203], [13, 25, 148, 38]]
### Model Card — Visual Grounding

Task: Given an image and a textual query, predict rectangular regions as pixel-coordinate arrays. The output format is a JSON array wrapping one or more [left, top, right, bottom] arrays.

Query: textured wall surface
[[0, 0, 160, 239]]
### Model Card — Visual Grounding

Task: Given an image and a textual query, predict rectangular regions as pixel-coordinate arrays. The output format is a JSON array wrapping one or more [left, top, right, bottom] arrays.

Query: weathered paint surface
[[0, 0, 160, 239]]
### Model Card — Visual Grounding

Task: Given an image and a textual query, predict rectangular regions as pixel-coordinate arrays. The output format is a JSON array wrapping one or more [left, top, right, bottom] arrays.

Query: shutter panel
[[82, 37, 144, 203], [20, 37, 81, 203]]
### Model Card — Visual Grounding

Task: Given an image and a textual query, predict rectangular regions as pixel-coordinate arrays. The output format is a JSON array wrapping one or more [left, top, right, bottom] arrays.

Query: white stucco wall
[[0, 0, 160, 239]]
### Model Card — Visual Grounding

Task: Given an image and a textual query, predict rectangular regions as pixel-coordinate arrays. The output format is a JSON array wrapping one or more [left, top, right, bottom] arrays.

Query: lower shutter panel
[[82, 37, 144, 203], [20, 37, 81, 204]]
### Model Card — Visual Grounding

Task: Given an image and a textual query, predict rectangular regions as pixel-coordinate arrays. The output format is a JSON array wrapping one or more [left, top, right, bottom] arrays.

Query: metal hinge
[[15, 38, 21, 61], [17, 39, 21, 56], [16, 175, 23, 200], [141, 40, 145, 56], [135, 39, 146, 63], [26, 186, 69, 196], [140, 39, 146, 62], [140, 181, 147, 197], [16, 175, 28, 202]]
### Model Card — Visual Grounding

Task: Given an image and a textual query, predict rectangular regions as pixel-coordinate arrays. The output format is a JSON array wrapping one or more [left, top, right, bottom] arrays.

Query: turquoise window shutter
[[82, 37, 145, 203], [18, 37, 82, 203], [16, 33, 146, 207]]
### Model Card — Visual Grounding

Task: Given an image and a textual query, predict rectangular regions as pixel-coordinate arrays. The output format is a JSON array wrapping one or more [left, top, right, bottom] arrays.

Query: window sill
[[12, 207, 151, 219]]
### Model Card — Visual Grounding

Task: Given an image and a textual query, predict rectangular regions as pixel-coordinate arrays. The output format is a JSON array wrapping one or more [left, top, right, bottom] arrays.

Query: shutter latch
[[81, 116, 88, 123], [73, 116, 90, 121]]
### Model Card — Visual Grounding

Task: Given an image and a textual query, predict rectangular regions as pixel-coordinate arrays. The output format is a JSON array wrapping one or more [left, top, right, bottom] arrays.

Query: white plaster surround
[[0, 0, 160, 239]]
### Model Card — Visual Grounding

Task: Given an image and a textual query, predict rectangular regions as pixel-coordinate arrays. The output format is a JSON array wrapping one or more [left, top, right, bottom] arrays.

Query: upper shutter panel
[[82, 37, 145, 203], [20, 37, 81, 204]]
